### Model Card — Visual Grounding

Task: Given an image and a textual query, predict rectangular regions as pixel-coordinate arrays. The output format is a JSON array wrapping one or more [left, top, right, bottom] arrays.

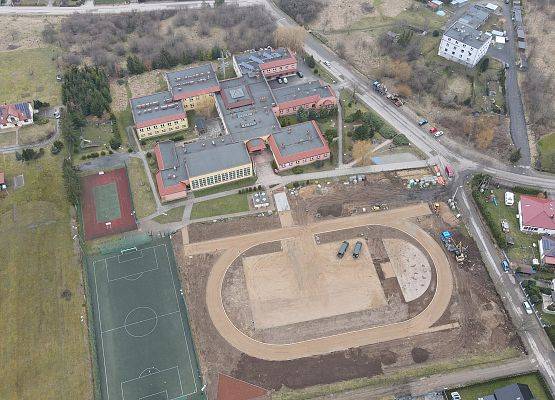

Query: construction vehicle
[[372, 80, 388, 95], [386, 93, 404, 107]]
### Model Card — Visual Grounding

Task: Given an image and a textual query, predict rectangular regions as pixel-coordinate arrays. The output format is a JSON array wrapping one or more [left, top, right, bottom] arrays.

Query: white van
[[523, 301, 533, 315], [505, 191, 515, 206]]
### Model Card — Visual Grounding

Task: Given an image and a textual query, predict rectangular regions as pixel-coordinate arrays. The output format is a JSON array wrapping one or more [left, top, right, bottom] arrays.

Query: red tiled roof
[[155, 171, 187, 196], [217, 374, 268, 400], [520, 195, 555, 230], [0, 103, 31, 125], [260, 56, 297, 70]]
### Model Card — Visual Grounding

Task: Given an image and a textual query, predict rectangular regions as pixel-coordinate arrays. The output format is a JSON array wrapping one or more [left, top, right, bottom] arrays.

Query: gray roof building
[[444, 21, 491, 48], [271, 80, 334, 105], [493, 383, 535, 400], [459, 4, 491, 29], [183, 141, 251, 177], [234, 47, 293, 76], [165, 63, 219, 100], [517, 27, 526, 40], [216, 77, 281, 141], [130, 91, 186, 128]]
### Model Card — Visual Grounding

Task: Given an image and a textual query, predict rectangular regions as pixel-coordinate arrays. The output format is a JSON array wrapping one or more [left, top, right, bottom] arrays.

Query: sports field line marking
[[138, 389, 168, 400], [96, 244, 165, 263], [103, 247, 161, 282], [93, 259, 111, 400], [101, 310, 180, 334], [121, 365, 190, 399], [165, 245, 199, 395], [118, 248, 145, 264]]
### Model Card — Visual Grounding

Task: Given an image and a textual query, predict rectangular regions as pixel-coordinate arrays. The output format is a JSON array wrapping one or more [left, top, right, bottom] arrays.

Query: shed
[[517, 27, 525, 40], [518, 41, 527, 50], [485, 2, 498, 11]]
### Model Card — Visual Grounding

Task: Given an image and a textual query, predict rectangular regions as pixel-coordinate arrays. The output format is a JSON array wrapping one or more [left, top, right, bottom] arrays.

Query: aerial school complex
[[130, 47, 337, 202]]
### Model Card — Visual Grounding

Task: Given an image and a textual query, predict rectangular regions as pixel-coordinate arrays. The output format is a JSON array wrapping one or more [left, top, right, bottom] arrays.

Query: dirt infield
[[183, 203, 456, 361], [242, 237, 386, 329], [81, 168, 137, 240]]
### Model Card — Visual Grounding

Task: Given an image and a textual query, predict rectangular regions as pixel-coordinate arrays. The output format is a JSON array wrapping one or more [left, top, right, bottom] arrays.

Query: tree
[[296, 106, 308, 122], [363, 112, 384, 133], [274, 26, 306, 53], [352, 124, 374, 141], [62, 158, 81, 206], [324, 128, 336, 143], [509, 148, 522, 164], [479, 57, 490, 73], [21, 148, 38, 161], [214, 0, 224, 5], [127, 55, 147, 75], [306, 54, 316, 69], [210, 45, 221, 60]]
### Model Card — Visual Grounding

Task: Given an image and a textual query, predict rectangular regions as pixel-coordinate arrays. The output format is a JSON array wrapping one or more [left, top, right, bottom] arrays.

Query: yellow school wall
[[136, 117, 189, 139], [190, 162, 253, 191]]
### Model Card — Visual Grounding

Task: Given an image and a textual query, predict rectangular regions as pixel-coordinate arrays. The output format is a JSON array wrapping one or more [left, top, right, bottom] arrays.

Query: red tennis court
[[81, 168, 137, 240]]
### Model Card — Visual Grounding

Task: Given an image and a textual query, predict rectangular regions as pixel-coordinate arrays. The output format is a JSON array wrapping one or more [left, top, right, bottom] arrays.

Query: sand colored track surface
[[182, 203, 455, 361]]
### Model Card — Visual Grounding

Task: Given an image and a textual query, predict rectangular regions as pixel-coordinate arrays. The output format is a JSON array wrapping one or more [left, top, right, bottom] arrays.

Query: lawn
[[0, 152, 92, 399], [472, 183, 540, 263], [0, 130, 17, 147], [191, 193, 249, 219], [126, 157, 157, 219], [81, 122, 113, 146], [18, 119, 56, 145], [448, 373, 552, 400], [313, 61, 337, 84], [0, 48, 61, 106], [153, 205, 186, 224], [538, 133, 555, 173], [116, 107, 133, 148], [192, 176, 258, 197]]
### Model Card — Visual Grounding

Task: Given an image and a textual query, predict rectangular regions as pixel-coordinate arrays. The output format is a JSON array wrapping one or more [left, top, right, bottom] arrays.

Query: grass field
[[538, 133, 555, 173], [0, 152, 92, 400], [18, 119, 56, 145], [153, 206, 186, 224], [192, 176, 258, 197], [0, 48, 60, 105], [0, 130, 17, 147], [448, 373, 552, 400], [126, 157, 157, 219], [191, 193, 249, 219], [473, 187, 540, 263]]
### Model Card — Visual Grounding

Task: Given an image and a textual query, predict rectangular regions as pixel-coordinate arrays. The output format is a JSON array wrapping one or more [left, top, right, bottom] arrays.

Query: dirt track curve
[[182, 203, 455, 361]]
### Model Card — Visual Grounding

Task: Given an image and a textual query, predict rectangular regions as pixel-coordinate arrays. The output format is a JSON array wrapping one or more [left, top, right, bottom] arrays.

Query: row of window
[[279, 102, 317, 115], [191, 166, 252, 189], [444, 42, 475, 54], [264, 64, 296, 73], [280, 154, 325, 169]]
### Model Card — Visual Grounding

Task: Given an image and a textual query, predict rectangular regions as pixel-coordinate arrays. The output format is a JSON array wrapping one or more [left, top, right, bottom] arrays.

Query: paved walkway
[[184, 203, 455, 361]]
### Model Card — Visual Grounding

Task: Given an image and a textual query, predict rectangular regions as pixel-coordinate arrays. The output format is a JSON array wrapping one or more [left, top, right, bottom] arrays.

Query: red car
[[429, 127, 438, 134]]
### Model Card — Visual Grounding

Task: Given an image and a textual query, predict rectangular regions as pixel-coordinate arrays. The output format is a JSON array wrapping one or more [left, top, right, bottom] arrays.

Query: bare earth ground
[[110, 81, 129, 113], [174, 177, 520, 400]]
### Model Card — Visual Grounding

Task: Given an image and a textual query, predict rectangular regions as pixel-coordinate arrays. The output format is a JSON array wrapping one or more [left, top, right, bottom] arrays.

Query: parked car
[[505, 191, 515, 206], [323, 60, 331, 67], [418, 118, 428, 126], [434, 130, 444, 138], [337, 241, 349, 258], [501, 259, 510, 272], [277, 77, 283, 84], [352, 241, 363, 258], [523, 301, 533, 315], [429, 127, 438, 134], [501, 219, 510, 233], [451, 392, 461, 400], [297, 71, 304, 78], [53, 110, 60, 119], [283, 77, 288, 84]]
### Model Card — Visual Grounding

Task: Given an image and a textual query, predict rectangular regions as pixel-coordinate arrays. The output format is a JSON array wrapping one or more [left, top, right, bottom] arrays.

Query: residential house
[[0, 102, 33, 130], [518, 195, 555, 235]]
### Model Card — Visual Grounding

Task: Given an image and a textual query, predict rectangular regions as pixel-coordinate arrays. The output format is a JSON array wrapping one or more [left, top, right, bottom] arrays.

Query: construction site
[[173, 172, 521, 399]]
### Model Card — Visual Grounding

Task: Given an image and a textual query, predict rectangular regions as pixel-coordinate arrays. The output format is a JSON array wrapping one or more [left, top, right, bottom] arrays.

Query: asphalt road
[[500, 3, 531, 166], [457, 182, 555, 392]]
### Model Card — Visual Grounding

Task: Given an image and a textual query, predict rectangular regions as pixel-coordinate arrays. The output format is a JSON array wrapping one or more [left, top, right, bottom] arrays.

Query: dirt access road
[[182, 203, 455, 361]]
